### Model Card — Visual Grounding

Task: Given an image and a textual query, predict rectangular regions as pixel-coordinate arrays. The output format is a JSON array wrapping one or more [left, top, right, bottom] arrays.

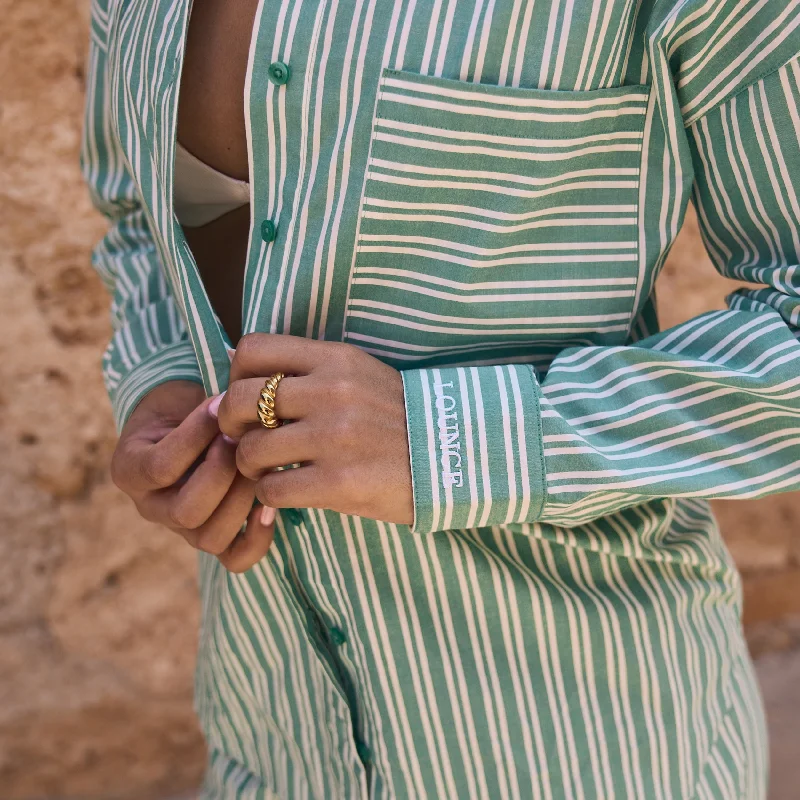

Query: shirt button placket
[[317, 623, 370, 770], [260, 219, 277, 243], [284, 508, 303, 526], [260, 64, 289, 246], [328, 626, 347, 646], [267, 61, 291, 86], [355, 739, 372, 766]]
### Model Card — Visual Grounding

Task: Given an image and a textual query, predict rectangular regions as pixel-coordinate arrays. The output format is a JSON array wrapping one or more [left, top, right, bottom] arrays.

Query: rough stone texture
[[0, 1, 797, 798], [0, 1, 205, 797]]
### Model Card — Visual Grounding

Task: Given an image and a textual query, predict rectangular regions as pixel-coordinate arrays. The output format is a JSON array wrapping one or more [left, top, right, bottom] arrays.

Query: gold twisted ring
[[257, 372, 285, 429]]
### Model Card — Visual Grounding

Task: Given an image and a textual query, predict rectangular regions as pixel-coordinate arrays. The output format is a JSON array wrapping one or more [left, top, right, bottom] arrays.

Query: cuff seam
[[400, 370, 420, 533], [111, 340, 203, 431], [402, 364, 546, 533], [523, 364, 547, 522]]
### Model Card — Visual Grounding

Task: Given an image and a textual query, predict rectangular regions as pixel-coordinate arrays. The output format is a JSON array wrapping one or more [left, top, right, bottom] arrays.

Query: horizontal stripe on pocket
[[345, 69, 650, 368]]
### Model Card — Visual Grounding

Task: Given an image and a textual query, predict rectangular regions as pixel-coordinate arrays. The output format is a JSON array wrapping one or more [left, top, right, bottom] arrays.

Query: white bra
[[173, 141, 250, 227]]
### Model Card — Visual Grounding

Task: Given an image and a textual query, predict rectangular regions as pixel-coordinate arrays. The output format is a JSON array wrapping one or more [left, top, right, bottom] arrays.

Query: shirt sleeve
[[81, 0, 203, 432], [401, 54, 800, 534]]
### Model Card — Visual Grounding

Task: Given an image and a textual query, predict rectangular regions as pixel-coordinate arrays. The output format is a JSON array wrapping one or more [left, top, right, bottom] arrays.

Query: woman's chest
[[175, 0, 653, 181], [109, 0, 676, 374], [177, 0, 260, 181]]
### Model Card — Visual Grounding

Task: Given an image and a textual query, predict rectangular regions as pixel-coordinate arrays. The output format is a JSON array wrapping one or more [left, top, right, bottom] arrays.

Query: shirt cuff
[[109, 340, 205, 432], [401, 364, 546, 533]]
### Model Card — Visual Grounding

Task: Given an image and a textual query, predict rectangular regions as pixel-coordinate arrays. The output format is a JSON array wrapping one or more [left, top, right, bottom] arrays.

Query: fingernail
[[260, 505, 276, 526], [226, 347, 236, 362], [208, 392, 225, 419], [222, 434, 238, 446]]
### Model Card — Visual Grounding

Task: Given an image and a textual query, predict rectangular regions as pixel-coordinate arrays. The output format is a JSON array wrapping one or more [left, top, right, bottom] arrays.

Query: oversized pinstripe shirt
[[82, 0, 800, 797]]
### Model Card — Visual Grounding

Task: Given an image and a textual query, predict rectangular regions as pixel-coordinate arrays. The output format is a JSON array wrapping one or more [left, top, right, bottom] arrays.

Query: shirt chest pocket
[[343, 69, 650, 370]]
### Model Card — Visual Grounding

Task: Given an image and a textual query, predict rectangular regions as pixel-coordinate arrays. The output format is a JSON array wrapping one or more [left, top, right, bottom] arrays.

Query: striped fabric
[[346, 73, 650, 368], [80, 0, 800, 796]]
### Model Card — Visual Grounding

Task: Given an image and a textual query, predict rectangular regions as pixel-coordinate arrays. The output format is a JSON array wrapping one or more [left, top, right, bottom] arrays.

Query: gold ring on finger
[[257, 372, 285, 429]]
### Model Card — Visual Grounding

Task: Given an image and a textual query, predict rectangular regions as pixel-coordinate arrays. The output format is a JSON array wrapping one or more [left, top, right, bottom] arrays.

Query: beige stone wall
[[0, 1, 204, 796], [0, 1, 797, 797]]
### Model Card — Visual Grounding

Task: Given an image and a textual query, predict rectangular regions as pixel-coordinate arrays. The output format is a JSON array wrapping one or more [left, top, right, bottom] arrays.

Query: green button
[[268, 61, 291, 85], [355, 740, 372, 764], [329, 626, 346, 646], [286, 508, 303, 526], [260, 219, 277, 242]]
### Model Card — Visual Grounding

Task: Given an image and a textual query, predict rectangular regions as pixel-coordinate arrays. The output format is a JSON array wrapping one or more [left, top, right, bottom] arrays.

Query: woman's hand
[[112, 380, 275, 572], [214, 334, 414, 525]]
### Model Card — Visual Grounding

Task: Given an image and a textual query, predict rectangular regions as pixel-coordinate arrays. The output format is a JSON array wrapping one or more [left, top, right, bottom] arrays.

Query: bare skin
[[111, 381, 275, 573], [177, 0, 260, 344], [180, 205, 250, 343], [215, 334, 414, 526], [112, 1, 268, 568], [113, 0, 414, 569]]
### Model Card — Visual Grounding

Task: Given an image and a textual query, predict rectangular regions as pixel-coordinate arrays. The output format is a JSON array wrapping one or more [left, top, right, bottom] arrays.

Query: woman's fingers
[[234, 422, 314, 480], [179, 471, 259, 555], [254, 463, 329, 511], [230, 333, 330, 381], [138, 435, 237, 530], [135, 441, 256, 555], [215, 375, 313, 439], [216, 503, 276, 573], [167, 435, 239, 529], [115, 397, 220, 492]]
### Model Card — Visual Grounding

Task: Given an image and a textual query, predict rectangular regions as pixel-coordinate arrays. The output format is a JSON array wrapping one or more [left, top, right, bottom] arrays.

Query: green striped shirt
[[82, 0, 800, 796]]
